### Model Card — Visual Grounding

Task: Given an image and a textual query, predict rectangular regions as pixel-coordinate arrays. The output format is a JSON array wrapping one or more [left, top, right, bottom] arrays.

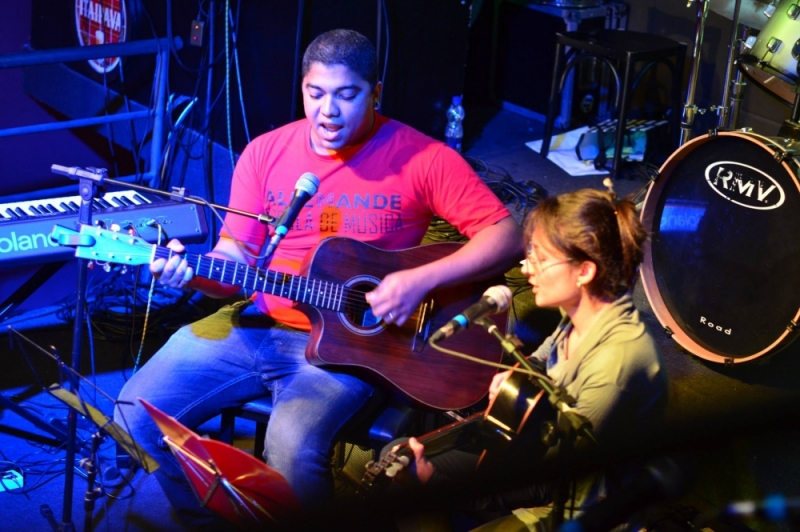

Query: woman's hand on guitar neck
[[406, 437, 435, 485], [489, 369, 513, 404]]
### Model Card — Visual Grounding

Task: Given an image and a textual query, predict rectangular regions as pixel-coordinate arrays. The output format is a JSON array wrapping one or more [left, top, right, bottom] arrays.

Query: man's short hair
[[302, 29, 378, 88]]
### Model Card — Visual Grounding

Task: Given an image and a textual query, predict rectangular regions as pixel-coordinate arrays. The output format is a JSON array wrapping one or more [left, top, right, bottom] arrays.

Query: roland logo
[[700, 316, 732, 336], [705, 162, 785, 210], [0, 231, 56, 254]]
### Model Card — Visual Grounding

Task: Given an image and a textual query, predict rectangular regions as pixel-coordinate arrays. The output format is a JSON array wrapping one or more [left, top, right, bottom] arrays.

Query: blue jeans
[[113, 300, 375, 526]]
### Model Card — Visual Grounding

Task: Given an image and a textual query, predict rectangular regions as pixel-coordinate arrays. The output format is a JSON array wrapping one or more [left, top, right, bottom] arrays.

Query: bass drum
[[640, 131, 800, 364]]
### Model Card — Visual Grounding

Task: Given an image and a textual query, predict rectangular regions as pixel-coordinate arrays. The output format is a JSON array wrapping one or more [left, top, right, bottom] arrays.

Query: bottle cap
[[452, 95, 462, 105]]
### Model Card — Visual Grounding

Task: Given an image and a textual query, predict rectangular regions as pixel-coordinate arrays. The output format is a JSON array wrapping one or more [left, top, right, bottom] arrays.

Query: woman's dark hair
[[525, 188, 647, 300], [301, 29, 378, 88]]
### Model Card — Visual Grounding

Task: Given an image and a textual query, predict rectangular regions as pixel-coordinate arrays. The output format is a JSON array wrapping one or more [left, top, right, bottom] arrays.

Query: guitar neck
[[154, 246, 361, 313], [397, 413, 485, 459]]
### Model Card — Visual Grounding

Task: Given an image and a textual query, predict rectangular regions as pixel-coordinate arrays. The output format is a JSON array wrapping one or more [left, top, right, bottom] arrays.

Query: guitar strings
[[148, 243, 374, 310]]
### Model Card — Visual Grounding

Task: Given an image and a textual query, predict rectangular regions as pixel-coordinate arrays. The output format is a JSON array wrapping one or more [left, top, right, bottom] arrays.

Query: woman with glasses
[[393, 185, 668, 531]]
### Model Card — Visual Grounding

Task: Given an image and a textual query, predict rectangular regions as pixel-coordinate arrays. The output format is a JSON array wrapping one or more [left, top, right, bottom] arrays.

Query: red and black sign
[[74, 0, 127, 73]]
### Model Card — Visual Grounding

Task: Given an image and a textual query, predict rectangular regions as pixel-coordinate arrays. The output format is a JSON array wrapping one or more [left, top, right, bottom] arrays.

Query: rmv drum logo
[[705, 161, 785, 210], [75, 0, 127, 74]]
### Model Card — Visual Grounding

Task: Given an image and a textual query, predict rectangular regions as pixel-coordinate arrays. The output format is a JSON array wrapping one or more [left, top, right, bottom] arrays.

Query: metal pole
[[680, 0, 709, 145], [148, 49, 169, 184], [718, 0, 743, 129], [0, 37, 179, 69]]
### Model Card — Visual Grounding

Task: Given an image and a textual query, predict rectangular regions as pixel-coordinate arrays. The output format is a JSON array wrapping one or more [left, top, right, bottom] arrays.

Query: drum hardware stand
[[726, 24, 758, 130], [680, 0, 710, 146], [715, 0, 747, 130], [681, 0, 752, 144], [777, 91, 800, 140]]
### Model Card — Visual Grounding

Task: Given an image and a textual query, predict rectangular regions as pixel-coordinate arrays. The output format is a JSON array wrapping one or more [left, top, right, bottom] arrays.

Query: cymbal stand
[[680, 0, 710, 146]]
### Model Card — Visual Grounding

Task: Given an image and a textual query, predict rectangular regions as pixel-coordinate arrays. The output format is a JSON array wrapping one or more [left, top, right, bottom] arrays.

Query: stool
[[218, 395, 419, 464], [540, 29, 686, 179]]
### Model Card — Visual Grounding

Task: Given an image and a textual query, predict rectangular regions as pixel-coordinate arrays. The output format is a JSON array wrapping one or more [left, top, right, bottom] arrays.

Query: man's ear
[[372, 82, 383, 108]]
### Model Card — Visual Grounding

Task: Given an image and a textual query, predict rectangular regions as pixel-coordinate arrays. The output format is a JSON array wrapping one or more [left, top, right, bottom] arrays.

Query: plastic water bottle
[[445, 95, 465, 152]]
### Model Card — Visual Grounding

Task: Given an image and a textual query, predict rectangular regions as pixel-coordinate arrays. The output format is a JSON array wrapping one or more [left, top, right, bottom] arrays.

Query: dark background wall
[[2, 0, 792, 199], [0, 0, 793, 314]]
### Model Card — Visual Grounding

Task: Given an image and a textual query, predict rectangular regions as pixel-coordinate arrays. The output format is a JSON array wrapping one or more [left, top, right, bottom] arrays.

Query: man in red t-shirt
[[115, 28, 521, 528]]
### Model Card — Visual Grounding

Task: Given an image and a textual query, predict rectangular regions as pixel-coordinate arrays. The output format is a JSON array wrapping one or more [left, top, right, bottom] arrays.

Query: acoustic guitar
[[50, 224, 508, 410]]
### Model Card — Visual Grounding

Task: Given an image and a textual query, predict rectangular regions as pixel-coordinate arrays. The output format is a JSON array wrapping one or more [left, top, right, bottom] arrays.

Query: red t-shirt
[[220, 113, 511, 330]]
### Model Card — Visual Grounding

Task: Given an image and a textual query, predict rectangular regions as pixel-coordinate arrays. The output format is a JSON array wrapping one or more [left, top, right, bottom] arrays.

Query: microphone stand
[[50, 165, 277, 228], [477, 318, 596, 531], [49, 164, 279, 531], [58, 166, 105, 532]]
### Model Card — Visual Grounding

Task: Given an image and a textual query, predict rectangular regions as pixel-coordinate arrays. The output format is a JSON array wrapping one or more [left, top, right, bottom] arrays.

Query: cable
[[117, 59, 145, 183], [225, 0, 235, 174], [379, 0, 390, 105], [132, 223, 164, 374], [466, 155, 548, 220], [101, 69, 121, 179], [231, 0, 251, 144]]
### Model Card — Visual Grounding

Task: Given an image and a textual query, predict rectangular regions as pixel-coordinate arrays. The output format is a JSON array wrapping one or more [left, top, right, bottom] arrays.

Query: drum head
[[640, 132, 800, 363]]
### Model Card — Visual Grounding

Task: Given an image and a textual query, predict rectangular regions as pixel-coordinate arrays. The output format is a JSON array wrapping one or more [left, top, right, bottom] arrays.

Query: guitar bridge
[[412, 297, 435, 352]]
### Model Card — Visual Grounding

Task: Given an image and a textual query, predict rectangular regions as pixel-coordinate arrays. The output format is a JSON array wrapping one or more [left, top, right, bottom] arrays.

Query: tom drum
[[738, 0, 800, 105]]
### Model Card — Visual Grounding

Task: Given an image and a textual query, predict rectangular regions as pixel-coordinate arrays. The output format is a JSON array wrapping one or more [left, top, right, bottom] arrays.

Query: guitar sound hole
[[344, 281, 380, 329]]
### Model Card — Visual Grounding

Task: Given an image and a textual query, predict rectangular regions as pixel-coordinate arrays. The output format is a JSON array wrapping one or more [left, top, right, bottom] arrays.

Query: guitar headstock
[[50, 224, 154, 266]]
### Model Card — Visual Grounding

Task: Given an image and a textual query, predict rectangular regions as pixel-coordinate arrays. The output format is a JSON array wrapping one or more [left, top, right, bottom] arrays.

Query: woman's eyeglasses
[[522, 245, 573, 275]]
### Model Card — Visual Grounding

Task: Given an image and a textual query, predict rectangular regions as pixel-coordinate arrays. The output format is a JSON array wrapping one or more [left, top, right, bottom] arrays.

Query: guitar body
[[49, 225, 508, 411], [300, 237, 507, 410], [478, 366, 556, 470]]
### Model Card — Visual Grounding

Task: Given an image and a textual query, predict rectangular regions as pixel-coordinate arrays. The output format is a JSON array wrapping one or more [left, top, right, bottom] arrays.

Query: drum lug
[[788, 320, 798, 331], [724, 358, 734, 367], [663, 326, 673, 337], [774, 150, 793, 163]]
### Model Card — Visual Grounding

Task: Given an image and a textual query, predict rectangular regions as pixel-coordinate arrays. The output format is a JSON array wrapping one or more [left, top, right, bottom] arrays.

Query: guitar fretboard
[[154, 247, 370, 312]]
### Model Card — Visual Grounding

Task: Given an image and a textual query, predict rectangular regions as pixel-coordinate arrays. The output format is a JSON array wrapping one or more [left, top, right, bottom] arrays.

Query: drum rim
[[639, 131, 800, 364]]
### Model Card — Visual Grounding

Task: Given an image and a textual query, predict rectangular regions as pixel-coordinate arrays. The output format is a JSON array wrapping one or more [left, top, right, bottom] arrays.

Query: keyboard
[[0, 189, 208, 267]]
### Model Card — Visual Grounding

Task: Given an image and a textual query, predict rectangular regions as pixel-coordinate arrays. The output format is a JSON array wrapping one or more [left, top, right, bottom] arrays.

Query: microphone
[[264, 173, 320, 258], [429, 285, 512, 343]]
